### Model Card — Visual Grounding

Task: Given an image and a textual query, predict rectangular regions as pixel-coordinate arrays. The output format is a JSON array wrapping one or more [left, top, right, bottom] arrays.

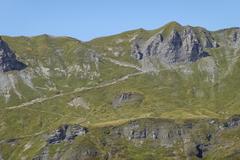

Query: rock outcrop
[[221, 115, 240, 129], [68, 97, 90, 109], [112, 92, 143, 108], [34, 116, 240, 159], [108, 116, 240, 159], [0, 153, 3, 160], [0, 37, 26, 72], [112, 119, 193, 147], [231, 29, 240, 48], [61, 146, 99, 160], [47, 124, 88, 144], [132, 26, 218, 66], [32, 146, 49, 160]]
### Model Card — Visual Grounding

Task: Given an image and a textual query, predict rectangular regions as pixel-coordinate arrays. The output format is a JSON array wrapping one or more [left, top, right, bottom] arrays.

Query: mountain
[[0, 22, 240, 160]]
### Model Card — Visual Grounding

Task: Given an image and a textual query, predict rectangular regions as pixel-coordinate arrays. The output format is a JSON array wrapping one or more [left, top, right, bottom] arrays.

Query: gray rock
[[195, 144, 209, 158], [0, 153, 3, 160], [129, 128, 147, 139], [233, 31, 239, 42], [65, 124, 88, 141], [222, 115, 240, 129], [0, 37, 27, 72], [39, 116, 240, 159], [47, 124, 88, 144], [61, 145, 99, 160], [132, 26, 218, 68], [32, 146, 49, 160], [118, 120, 187, 147], [112, 92, 143, 108], [232, 29, 240, 48], [107, 117, 239, 158], [68, 97, 90, 109]]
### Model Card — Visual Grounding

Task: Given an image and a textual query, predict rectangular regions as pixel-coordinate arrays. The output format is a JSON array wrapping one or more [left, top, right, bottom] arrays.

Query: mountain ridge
[[2, 21, 240, 42], [0, 21, 240, 160]]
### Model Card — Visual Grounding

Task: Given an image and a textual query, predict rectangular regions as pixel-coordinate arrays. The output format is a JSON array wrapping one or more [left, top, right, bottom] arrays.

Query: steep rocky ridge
[[132, 23, 219, 71]]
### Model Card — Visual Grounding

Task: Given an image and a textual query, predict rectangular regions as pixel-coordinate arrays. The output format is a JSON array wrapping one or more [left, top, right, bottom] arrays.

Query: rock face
[[132, 26, 218, 65], [222, 115, 240, 128], [0, 37, 26, 72], [231, 29, 240, 48], [113, 119, 193, 147], [0, 153, 3, 160], [47, 124, 88, 144], [112, 92, 143, 108], [62, 146, 99, 160], [32, 146, 49, 160], [34, 116, 240, 160], [108, 115, 240, 159]]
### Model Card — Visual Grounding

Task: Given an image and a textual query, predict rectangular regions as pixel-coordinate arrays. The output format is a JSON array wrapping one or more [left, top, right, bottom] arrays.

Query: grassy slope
[[1, 23, 240, 159]]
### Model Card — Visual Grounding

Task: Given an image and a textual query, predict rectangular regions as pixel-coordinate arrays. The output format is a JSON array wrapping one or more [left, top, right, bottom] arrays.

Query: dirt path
[[6, 72, 145, 110], [103, 57, 142, 71]]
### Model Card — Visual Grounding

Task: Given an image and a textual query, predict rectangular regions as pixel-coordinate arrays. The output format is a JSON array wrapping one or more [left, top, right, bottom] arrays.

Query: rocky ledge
[[34, 115, 240, 159], [109, 115, 240, 159]]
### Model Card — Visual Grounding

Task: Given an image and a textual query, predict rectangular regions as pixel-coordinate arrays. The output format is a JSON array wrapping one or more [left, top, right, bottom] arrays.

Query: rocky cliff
[[0, 37, 26, 72], [132, 24, 219, 69], [33, 116, 240, 159]]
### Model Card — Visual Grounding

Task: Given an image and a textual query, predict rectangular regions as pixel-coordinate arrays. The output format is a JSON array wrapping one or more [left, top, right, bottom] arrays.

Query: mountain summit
[[132, 24, 219, 64]]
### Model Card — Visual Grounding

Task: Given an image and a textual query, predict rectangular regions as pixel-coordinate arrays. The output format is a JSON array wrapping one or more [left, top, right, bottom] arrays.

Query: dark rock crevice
[[195, 144, 208, 158], [232, 30, 240, 44]]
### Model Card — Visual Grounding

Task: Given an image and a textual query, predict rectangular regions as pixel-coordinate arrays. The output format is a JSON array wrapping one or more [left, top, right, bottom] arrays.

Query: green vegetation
[[0, 23, 240, 159]]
